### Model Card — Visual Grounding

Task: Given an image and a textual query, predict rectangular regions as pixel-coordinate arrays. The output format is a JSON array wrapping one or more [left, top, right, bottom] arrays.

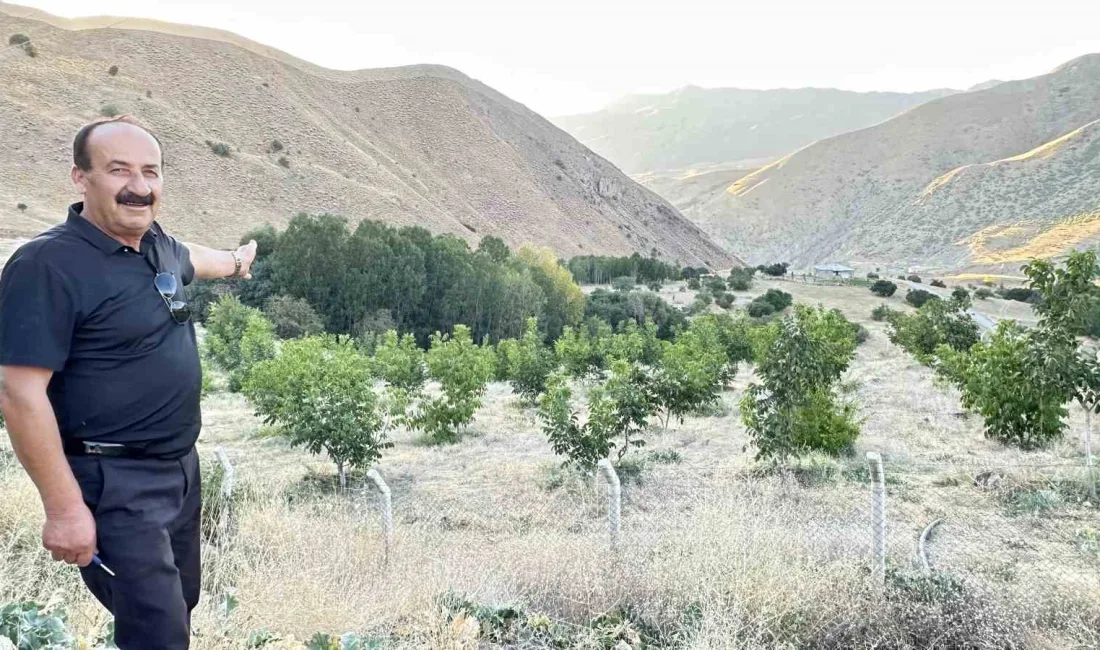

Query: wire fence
[[206, 448, 1100, 647]]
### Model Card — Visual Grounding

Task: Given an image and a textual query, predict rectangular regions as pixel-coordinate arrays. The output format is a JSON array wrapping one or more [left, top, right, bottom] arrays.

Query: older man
[[0, 116, 257, 649]]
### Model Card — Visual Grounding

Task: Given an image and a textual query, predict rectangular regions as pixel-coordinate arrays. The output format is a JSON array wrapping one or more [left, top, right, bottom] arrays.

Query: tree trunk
[[338, 462, 347, 490]]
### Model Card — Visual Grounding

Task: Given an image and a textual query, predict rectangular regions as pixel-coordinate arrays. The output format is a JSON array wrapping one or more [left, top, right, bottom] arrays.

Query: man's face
[[71, 123, 164, 237]]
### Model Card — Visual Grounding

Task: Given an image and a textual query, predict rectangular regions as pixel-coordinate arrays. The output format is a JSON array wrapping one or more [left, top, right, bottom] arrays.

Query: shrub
[[99, 104, 120, 118], [204, 295, 277, 391], [497, 317, 556, 401], [371, 330, 427, 393], [687, 277, 701, 291], [870, 279, 897, 297], [607, 320, 663, 366], [409, 325, 496, 444], [866, 272, 880, 280], [611, 276, 635, 292], [871, 304, 894, 322], [539, 361, 656, 468], [715, 292, 735, 309], [268, 139, 284, 153], [741, 305, 860, 459], [952, 286, 971, 303], [244, 336, 389, 487], [728, 267, 755, 291], [907, 274, 922, 283], [651, 317, 730, 429], [747, 289, 792, 317], [999, 287, 1040, 304], [107, 64, 118, 76], [746, 300, 775, 318], [206, 140, 231, 157], [931, 279, 947, 288], [22, 43, 37, 57], [1, 601, 75, 648], [646, 280, 662, 292], [16, 203, 26, 212], [974, 287, 994, 300], [146, 90, 152, 98], [277, 156, 290, 168], [757, 262, 789, 277], [906, 289, 938, 308], [889, 296, 978, 364], [262, 294, 323, 339], [7, 34, 29, 46], [555, 321, 611, 378], [705, 277, 728, 294]]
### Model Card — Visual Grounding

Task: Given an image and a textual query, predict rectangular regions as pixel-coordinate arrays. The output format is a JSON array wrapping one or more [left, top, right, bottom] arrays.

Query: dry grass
[[1, 282, 1098, 648]]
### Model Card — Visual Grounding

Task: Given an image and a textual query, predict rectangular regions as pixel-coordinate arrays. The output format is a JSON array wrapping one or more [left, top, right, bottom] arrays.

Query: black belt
[[63, 440, 183, 460]]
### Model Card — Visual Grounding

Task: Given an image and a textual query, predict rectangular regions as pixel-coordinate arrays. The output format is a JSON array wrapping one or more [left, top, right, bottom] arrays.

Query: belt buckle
[[84, 442, 124, 456]]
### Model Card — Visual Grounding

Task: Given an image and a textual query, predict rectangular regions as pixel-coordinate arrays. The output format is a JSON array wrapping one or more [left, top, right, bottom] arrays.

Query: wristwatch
[[231, 251, 242, 278]]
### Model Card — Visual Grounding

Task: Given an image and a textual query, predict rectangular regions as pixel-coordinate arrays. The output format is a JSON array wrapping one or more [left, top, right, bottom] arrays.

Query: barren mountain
[[688, 54, 1100, 270], [552, 86, 955, 175], [0, 2, 735, 269]]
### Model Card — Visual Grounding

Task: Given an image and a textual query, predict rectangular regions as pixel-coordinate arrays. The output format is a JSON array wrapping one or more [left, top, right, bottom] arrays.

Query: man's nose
[[127, 174, 152, 197]]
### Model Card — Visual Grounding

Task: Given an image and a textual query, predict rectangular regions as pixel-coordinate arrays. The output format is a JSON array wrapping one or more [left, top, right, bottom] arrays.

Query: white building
[[813, 263, 855, 279]]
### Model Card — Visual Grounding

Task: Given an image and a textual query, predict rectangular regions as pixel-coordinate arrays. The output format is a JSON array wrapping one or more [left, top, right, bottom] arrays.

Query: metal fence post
[[366, 468, 393, 567], [215, 447, 235, 500], [596, 459, 621, 549], [866, 452, 886, 585]]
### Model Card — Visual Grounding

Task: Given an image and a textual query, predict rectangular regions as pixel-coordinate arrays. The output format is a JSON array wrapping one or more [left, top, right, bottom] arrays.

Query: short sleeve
[[155, 224, 194, 286], [0, 254, 79, 371]]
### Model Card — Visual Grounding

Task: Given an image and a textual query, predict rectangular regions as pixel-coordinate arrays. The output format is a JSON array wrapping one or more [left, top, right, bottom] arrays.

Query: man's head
[[71, 116, 164, 239]]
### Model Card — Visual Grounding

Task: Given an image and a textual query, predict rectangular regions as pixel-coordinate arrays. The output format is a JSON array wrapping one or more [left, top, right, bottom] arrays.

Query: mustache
[[116, 191, 155, 206]]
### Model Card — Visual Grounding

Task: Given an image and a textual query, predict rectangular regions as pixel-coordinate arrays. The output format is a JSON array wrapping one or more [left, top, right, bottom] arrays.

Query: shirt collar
[[66, 202, 159, 255]]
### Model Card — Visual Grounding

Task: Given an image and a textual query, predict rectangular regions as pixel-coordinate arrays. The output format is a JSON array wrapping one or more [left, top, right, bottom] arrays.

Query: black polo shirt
[[0, 202, 201, 457]]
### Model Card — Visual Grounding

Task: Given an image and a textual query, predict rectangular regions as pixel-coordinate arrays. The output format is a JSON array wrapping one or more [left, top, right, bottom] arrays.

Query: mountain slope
[[0, 2, 736, 269], [688, 54, 1100, 269], [552, 86, 955, 174]]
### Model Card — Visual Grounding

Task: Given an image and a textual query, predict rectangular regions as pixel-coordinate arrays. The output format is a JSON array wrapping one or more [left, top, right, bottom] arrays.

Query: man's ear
[[71, 165, 88, 195]]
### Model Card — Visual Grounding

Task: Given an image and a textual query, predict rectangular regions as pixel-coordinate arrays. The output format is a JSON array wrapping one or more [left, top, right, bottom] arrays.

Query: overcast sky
[[11, 0, 1100, 117]]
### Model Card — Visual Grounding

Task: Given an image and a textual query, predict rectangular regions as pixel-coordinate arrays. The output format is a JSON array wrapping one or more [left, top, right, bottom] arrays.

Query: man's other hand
[[43, 503, 97, 566]]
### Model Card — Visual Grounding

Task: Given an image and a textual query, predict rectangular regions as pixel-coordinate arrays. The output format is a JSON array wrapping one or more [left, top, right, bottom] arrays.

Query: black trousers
[[69, 448, 201, 650]]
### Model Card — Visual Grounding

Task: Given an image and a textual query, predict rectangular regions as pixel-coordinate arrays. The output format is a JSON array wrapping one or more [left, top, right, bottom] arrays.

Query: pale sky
[[11, 0, 1100, 117]]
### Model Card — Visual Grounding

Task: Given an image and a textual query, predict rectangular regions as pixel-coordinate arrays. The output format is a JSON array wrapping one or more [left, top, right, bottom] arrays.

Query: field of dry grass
[[1, 280, 1098, 648]]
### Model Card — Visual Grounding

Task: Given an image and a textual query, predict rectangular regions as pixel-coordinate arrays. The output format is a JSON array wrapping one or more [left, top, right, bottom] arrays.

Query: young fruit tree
[[650, 317, 730, 430], [204, 295, 277, 391], [741, 305, 860, 459], [243, 336, 390, 488], [496, 317, 556, 402], [410, 325, 496, 444]]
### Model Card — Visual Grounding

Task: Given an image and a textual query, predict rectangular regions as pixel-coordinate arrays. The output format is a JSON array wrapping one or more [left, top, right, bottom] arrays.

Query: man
[[0, 116, 257, 649]]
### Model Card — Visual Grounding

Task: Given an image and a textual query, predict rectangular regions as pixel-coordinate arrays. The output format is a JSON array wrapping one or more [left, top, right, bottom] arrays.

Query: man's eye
[[144, 171, 159, 178]]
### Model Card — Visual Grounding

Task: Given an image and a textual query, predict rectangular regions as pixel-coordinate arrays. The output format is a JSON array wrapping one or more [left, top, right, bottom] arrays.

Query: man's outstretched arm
[[185, 239, 258, 281]]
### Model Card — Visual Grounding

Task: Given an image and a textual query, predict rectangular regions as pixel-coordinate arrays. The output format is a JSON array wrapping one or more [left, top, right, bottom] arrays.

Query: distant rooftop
[[814, 263, 854, 272]]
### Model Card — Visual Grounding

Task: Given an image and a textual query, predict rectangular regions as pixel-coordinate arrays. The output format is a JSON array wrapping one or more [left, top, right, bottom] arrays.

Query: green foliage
[[244, 336, 388, 486], [611, 276, 636, 292], [99, 104, 119, 118], [998, 287, 1040, 304], [871, 304, 894, 322], [22, 43, 36, 58], [607, 320, 663, 366], [888, 296, 979, 364], [870, 279, 897, 297], [262, 294, 323, 339], [715, 292, 735, 309], [496, 318, 556, 401], [687, 277, 701, 291], [554, 320, 612, 379], [107, 65, 118, 76], [583, 288, 685, 341], [565, 253, 681, 285], [747, 289, 792, 318], [952, 286, 971, 304], [866, 272, 880, 280], [16, 203, 26, 212], [974, 287, 994, 300], [204, 295, 277, 391], [905, 289, 938, 308], [930, 279, 947, 288], [371, 330, 427, 392], [907, 274, 922, 283], [517, 247, 586, 341], [205, 140, 231, 157], [757, 262, 789, 277], [727, 267, 755, 291], [0, 601, 74, 649], [705, 277, 728, 294], [476, 235, 510, 263], [741, 305, 860, 459], [410, 325, 496, 444], [8, 34, 29, 45], [539, 361, 657, 468], [938, 322, 1071, 450], [277, 156, 290, 168], [268, 139, 284, 153], [650, 317, 731, 429]]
